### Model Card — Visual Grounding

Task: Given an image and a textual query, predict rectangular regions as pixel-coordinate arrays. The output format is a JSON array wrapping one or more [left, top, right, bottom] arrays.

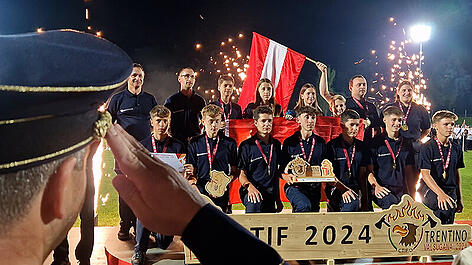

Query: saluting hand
[[106, 124, 207, 236], [247, 183, 263, 203]]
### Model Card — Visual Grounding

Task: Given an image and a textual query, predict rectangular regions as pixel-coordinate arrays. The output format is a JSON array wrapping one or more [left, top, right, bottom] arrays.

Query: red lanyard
[[220, 99, 232, 120], [342, 141, 356, 172], [353, 98, 369, 119], [384, 138, 403, 165], [205, 135, 220, 170], [255, 139, 273, 175], [434, 137, 452, 174], [398, 101, 412, 124], [299, 136, 315, 163], [151, 135, 169, 153]]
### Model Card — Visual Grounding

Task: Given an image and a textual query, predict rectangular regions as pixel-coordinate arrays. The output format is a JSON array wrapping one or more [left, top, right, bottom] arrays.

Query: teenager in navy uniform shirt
[[368, 106, 416, 209], [238, 106, 284, 213], [419, 110, 464, 224], [326, 110, 370, 212], [185, 104, 239, 213], [164, 67, 206, 144], [210, 74, 243, 119], [383, 80, 431, 197], [132, 105, 185, 265], [280, 106, 327, 212], [344, 75, 382, 142], [107, 63, 158, 241]]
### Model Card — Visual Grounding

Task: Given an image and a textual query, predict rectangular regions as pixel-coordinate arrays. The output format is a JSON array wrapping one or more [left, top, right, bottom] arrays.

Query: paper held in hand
[[284, 158, 336, 182], [151, 153, 186, 173]]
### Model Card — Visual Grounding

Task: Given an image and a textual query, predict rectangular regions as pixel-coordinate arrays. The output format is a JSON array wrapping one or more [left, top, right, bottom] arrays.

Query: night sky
[[1, 0, 471, 113]]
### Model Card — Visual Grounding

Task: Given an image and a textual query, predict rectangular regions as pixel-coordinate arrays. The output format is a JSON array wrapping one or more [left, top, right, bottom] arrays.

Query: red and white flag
[[238, 32, 306, 111]]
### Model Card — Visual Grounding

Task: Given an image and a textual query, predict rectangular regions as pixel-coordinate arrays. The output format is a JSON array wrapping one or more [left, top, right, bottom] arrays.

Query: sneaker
[[131, 250, 145, 265]]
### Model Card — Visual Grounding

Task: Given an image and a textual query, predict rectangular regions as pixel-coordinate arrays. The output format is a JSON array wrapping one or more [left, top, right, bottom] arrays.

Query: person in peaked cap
[[0, 30, 286, 265], [0, 29, 132, 265]]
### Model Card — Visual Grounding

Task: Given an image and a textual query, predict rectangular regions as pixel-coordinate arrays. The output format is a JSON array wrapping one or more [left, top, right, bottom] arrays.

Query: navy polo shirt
[[187, 134, 238, 196], [369, 134, 415, 188], [382, 101, 431, 141], [345, 97, 381, 141], [238, 135, 281, 190], [164, 90, 206, 144], [107, 89, 157, 142], [326, 135, 370, 191], [280, 131, 327, 171], [210, 99, 242, 119], [140, 135, 186, 154], [419, 139, 464, 190]]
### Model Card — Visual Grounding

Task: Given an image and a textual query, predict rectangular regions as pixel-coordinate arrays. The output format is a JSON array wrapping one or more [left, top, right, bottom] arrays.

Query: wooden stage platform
[[104, 226, 457, 265]]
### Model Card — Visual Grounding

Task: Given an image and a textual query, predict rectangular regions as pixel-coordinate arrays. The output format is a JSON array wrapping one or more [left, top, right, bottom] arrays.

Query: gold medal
[[392, 163, 396, 170], [401, 124, 408, 131], [442, 171, 447, 179]]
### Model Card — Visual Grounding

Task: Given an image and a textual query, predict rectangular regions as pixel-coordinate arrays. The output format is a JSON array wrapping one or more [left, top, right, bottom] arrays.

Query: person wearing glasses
[[164, 67, 206, 145]]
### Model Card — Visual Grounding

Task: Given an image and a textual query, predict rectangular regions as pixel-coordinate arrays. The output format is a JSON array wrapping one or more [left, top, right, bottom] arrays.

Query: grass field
[[76, 148, 472, 226]]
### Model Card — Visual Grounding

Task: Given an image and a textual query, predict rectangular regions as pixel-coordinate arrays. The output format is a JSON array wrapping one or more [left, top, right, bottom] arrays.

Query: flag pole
[[305, 57, 318, 64]]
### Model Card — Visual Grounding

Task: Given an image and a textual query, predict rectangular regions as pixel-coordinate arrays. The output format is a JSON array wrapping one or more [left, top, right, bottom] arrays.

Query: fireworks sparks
[[194, 33, 249, 102], [368, 17, 431, 110]]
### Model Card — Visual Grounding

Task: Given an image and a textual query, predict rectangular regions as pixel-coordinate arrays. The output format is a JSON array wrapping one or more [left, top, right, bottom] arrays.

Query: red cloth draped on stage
[[228, 117, 365, 204]]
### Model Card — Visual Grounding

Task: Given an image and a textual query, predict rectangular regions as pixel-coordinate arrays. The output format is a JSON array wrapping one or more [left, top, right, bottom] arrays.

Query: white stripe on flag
[[260, 40, 287, 93]]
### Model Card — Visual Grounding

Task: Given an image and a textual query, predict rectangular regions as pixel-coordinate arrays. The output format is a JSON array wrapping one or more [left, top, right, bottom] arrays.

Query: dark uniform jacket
[[164, 90, 206, 144], [419, 138, 464, 191], [210, 100, 243, 119], [345, 97, 381, 142], [369, 133, 415, 189]]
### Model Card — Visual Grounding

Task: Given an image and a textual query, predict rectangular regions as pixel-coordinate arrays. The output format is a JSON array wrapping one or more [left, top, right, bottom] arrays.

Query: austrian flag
[[239, 32, 306, 111]]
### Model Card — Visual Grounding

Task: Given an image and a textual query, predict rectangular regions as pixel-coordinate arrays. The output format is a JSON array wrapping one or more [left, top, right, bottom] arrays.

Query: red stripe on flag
[[275, 48, 305, 111], [238, 33, 270, 111]]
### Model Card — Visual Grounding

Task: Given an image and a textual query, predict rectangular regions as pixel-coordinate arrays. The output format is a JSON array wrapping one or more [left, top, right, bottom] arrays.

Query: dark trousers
[[285, 183, 321, 212], [54, 162, 95, 262], [135, 219, 173, 252], [420, 188, 457, 224], [119, 196, 136, 231], [240, 187, 276, 213], [325, 185, 360, 212], [372, 186, 405, 210]]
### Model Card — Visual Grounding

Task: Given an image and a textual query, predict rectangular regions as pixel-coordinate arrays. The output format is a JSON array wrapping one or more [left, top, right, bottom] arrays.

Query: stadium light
[[410, 24, 431, 43]]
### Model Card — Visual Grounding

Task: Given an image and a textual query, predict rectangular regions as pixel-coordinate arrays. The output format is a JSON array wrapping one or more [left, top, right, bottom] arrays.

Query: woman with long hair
[[285, 83, 323, 119], [242, 78, 283, 119]]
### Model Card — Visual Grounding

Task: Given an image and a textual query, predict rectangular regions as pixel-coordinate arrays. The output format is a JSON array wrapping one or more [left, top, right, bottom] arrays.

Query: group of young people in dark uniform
[[105, 62, 464, 265]]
